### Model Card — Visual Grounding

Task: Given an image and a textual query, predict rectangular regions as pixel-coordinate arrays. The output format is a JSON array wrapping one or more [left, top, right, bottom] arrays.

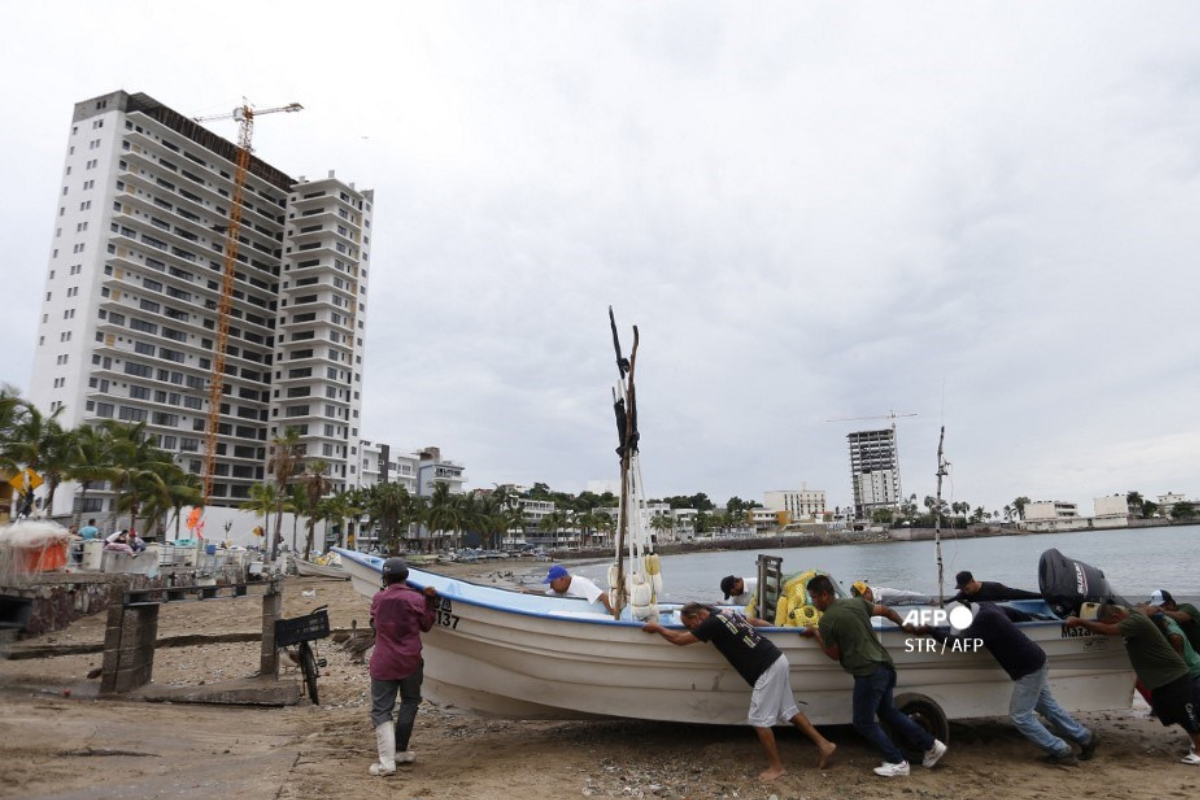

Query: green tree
[[266, 428, 304, 561], [649, 513, 675, 540], [1012, 496, 1031, 521], [425, 481, 464, 552], [239, 483, 279, 547], [67, 423, 118, 528], [1170, 501, 1196, 521], [1142, 499, 1160, 518], [298, 460, 332, 559], [1126, 491, 1144, 516]]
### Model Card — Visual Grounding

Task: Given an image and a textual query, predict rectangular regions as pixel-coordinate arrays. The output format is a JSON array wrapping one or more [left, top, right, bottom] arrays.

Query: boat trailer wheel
[[893, 693, 950, 752]]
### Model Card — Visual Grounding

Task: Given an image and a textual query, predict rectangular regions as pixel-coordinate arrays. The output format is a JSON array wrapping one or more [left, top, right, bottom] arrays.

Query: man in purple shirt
[[368, 558, 438, 776]]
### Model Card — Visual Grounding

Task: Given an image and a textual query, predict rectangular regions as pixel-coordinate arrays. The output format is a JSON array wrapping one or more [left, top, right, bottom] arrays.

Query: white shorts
[[748, 655, 800, 728]]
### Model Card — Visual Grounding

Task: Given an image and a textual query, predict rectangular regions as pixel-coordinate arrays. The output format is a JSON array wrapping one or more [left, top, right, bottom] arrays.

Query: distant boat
[[291, 554, 349, 580]]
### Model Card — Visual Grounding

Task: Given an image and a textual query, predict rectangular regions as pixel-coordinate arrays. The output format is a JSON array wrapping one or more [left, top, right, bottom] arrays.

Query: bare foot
[[759, 766, 787, 782], [817, 741, 837, 770]]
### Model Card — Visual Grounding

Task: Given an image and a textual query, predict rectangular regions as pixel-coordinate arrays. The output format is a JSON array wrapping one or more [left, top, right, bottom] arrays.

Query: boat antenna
[[934, 426, 949, 604]]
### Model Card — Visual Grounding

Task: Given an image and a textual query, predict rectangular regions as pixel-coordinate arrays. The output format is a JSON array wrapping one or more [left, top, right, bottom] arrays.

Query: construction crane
[[825, 409, 918, 427], [192, 100, 304, 508]]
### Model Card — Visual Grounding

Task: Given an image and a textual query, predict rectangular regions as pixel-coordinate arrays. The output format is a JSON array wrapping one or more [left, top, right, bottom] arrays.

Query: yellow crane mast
[[192, 101, 303, 508]]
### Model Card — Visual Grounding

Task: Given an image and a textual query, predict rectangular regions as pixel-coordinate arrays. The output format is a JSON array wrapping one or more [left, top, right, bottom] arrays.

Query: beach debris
[[301, 590, 317, 598]]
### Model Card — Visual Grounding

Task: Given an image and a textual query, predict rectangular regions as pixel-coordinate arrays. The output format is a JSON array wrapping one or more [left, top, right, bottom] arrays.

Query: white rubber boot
[[368, 723, 396, 776]]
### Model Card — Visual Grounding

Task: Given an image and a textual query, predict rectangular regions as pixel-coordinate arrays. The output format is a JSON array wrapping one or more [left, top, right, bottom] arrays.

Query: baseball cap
[[720, 575, 739, 600], [1149, 589, 1175, 606], [955, 570, 974, 589], [381, 557, 408, 577], [851, 580, 869, 597], [542, 565, 569, 583]]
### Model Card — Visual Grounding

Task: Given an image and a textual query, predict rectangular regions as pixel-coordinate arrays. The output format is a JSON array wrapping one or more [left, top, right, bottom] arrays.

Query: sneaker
[[1079, 733, 1099, 761], [922, 739, 948, 768], [873, 760, 910, 778], [1039, 752, 1079, 767], [1182, 753, 1200, 766], [396, 751, 415, 764], [368, 762, 396, 776]]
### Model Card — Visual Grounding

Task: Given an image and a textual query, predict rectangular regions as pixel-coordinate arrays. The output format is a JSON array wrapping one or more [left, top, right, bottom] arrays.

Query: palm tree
[[649, 513, 674, 542], [537, 509, 571, 548], [363, 481, 416, 554], [140, 465, 199, 539], [239, 483, 279, 547], [67, 424, 117, 528], [266, 428, 304, 561], [425, 481, 464, 553], [288, 483, 307, 552], [1012, 496, 1031, 521], [298, 460, 332, 559], [0, 401, 69, 517], [1126, 491, 1144, 516], [105, 421, 174, 532]]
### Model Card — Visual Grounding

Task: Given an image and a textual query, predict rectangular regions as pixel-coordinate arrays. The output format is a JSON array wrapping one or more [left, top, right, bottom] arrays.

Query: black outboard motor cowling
[[1037, 549, 1128, 618]]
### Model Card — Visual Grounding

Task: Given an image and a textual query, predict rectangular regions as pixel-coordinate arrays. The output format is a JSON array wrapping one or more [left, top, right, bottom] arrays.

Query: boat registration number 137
[[435, 597, 460, 629]]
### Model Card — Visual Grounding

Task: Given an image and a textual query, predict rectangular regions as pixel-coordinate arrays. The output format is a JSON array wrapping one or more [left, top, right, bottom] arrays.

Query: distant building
[[1158, 492, 1188, 518], [847, 429, 902, 520], [1087, 495, 1131, 530], [763, 483, 826, 523], [1022, 500, 1080, 532], [27, 90, 372, 520]]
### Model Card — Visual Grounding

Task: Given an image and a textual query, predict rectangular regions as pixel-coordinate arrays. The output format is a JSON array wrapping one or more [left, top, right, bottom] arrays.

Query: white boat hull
[[292, 555, 349, 580], [333, 548, 1135, 724]]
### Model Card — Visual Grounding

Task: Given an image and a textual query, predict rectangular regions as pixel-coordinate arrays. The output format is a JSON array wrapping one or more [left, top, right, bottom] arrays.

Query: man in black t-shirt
[[948, 570, 1043, 605], [644, 603, 836, 782], [914, 602, 1097, 764]]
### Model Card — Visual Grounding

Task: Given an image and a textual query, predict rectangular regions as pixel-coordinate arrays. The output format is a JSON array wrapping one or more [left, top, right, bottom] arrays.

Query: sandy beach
[[2, 566, 1198, 800]]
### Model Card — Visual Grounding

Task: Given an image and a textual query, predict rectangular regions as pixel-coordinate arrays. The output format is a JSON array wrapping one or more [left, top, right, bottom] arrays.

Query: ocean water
[[567, 523, 1200, 605]]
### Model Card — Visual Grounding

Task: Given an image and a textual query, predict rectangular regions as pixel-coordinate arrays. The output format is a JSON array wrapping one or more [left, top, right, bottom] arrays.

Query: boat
[[291, 553, 349, 580], [332, 547, 1136, 731], [331, 311, 1135, 733]]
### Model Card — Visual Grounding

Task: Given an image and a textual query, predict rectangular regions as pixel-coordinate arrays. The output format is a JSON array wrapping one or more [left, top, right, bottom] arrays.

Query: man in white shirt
[[542, 565, 617, 614], [721, 575, 759, 606]]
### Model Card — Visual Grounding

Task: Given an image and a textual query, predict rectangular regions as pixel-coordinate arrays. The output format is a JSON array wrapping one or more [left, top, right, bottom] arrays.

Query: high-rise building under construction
[[27, 90, 373, 516]]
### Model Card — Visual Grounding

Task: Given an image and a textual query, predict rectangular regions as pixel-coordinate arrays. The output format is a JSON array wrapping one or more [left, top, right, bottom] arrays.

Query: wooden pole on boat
[[934, 426, 948, 604], [614, 327, 639, 619]]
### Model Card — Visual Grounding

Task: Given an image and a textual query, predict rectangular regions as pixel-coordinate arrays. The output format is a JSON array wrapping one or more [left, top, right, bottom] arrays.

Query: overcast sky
[[2, 2, 1198, 515]]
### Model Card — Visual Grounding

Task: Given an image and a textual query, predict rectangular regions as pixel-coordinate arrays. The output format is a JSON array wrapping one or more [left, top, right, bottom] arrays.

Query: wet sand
[[1, 567, 1198, 800]]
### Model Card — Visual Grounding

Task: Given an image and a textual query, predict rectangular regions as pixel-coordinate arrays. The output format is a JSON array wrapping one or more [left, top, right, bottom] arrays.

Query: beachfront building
[[1022, 500, 1080, 532], [26, 90, 372, 522], [847, 429, 902, 520], [763, 484, 827, 523], [1158, 493, 1188, 518], [1093, 495, 1132, 528]]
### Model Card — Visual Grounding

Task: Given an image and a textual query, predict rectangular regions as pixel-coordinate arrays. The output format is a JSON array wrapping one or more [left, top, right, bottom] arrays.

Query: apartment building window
[[119, 406, 148, 422]]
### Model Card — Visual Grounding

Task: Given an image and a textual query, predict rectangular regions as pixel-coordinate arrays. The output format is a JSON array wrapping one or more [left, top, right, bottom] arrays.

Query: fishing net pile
[[0, 521, 71, 585]]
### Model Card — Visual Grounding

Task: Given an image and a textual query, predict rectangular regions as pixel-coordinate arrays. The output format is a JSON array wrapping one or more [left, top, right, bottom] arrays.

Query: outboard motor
[[1037, 549, 1128, 618]]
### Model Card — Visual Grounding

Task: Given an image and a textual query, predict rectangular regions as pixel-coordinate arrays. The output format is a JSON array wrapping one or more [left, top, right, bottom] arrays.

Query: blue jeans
[[1010, 665, 1091, 757], [852, 664, 934, 764], [370, 662, 424, 751]]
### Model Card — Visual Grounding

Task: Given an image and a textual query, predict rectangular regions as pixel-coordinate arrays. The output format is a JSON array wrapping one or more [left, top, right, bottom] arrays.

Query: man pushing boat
[[642, 602, 836, 782]]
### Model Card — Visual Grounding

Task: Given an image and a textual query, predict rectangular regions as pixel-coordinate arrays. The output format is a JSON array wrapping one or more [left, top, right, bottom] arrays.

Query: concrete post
[[259, 579, 282, 678], [100, 581, 160, 694]]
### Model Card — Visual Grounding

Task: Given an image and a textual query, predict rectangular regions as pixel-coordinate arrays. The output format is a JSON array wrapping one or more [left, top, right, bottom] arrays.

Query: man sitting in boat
[[539, 565, 618, 615], [948, 570, 1042, 605], [850, 581, 930, 606], [720, 575, 758, 605], [1066, 604, 1200, 766], [910, 602, 1097, 766], [642, 602, 836, 782]]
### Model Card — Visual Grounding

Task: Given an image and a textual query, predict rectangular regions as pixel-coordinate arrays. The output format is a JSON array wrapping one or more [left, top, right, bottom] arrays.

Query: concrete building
[[1093, 495, 1132, 526], [847, 429, 901, 520], [763, 483, 826, 523], [1022, 500, 1080, 532], [27, 90, 371, 518]]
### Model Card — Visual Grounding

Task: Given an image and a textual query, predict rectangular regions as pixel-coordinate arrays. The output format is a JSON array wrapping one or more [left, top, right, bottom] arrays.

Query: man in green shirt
[[801, 575, 947, 778], [1149, 590, 1200, 655], [1066, 604, 1200, 764]]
